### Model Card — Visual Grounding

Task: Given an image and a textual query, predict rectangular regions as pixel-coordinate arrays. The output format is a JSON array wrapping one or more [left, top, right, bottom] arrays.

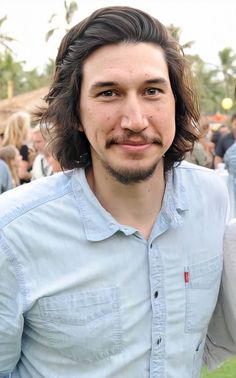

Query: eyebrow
[[89, 77, 169, 92], [89, 81, 119, 92], [144, 78, 169, 87]]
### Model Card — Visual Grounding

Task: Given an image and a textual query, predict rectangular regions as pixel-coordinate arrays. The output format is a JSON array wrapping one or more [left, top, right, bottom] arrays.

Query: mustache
[[106, 133, 163, 148]]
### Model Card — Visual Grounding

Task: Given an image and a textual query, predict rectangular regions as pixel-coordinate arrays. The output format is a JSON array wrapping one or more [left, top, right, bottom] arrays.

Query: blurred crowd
[[185, 113, 236, 171], [0, 111, 61, 194]]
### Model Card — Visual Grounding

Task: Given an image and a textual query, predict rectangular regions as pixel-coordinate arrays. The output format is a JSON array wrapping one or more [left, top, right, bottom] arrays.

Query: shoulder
[[31, 154, 44, 173], [175, 160, 229, 202], [176, 160, 224, 182], [224, 142, 236, 156], [0, 170, 73, 228], [0, 159, 9, 172], [225, 219, 236, 241], [221, 132, 234, 141]]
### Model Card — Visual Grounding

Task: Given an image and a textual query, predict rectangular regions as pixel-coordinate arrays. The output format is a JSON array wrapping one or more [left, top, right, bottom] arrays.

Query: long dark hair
[[35, 6, 199, 172]]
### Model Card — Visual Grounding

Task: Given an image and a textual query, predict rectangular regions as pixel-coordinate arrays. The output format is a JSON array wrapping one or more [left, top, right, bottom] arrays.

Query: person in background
[[210, 124, 229, 168], [211, 124, 229, 149], [30, 124, 52, 180], [45, 152, 62, 173], [221, 128, 236, 218], [185, 117, 214, 167], [214, 113, 236, 168], [206, 217, 236, 368], [0, 129, 4, 148], [0, 159, 13, 193], [0, 6, 232, 378], [3, 111, 33, 184], [0, 145, 22, 188]]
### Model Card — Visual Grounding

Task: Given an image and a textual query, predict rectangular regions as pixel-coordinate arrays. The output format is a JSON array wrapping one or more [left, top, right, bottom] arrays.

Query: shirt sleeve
[[0, 233, 24, 376], [204, 219, 236, 370], [0, 161, 13, 193]]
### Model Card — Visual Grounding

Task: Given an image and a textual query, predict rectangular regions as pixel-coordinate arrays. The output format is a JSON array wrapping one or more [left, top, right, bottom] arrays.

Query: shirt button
[[150, 243, 153, 249], [154, 291, 158, 298], [157, 337, 162, 345]]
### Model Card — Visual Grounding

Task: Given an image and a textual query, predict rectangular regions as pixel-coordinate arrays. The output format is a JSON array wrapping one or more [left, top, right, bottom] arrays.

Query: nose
[[120, 95, 149, 132]]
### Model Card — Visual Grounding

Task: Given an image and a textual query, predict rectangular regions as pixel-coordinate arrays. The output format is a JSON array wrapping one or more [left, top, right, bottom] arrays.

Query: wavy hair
[[35, 6, 200, 172], [0, 145, 20, 186], [3, 111, 30, 150]]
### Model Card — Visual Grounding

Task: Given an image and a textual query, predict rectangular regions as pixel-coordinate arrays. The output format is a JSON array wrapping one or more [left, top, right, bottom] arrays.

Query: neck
[[86, 161, 166, 240]]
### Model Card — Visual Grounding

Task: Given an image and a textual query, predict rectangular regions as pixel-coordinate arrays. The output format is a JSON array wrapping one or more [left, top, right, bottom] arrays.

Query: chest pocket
[[185, 254, 223, 333], [37, 287, 122, 362]]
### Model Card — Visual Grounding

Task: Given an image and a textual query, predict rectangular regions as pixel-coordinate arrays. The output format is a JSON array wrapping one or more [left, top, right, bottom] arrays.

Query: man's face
[[79, 42, 176, 184], [31, 131, 46, 154]]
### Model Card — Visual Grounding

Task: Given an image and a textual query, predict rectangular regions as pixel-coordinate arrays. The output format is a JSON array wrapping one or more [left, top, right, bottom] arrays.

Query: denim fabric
[[0, 161, 229, 378], [205, 218, 236, 370]]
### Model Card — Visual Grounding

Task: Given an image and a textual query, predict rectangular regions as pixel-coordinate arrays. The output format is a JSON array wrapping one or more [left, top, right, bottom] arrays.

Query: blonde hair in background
[[0, 145, 21, 187], [3, 111, 31, 150]]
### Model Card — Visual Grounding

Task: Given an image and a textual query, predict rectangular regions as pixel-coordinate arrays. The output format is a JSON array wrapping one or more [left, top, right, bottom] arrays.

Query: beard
[[102, 160, 159, 184], [102, 131, 163, 184]]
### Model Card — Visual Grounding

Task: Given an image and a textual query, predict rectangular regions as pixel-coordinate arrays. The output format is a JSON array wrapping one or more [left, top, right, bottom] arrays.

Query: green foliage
[[0, 15, 16, 52], [168, 24, 236, 114], [0, 51, 54, 99], [45, 0, 78, 41], [45, 28, 59, 43], [167, 24, 195, 50], [64, 0, 78, 25], [201, 357, 236, 377]]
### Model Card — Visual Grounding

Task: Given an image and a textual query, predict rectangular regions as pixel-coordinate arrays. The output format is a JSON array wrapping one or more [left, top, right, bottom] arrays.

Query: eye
[[99, 90, 117, 97], [144, 87, 160, 96]]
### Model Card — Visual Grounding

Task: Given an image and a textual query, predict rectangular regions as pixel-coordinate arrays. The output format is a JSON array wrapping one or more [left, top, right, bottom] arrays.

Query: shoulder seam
[[1, 185, 74, 229]]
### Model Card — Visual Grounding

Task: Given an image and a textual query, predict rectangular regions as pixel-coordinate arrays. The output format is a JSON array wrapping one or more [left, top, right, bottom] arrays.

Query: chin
[[104, 161, 159, 185]]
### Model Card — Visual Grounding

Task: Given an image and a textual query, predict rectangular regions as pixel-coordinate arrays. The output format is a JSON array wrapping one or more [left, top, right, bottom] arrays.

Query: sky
[[1, 0, 236, 72]]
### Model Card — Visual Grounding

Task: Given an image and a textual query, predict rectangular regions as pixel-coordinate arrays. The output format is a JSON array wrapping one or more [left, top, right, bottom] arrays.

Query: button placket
[[156, 336, 162, 345], [154, 291, 158, 299], [148, 238, 166, 377]]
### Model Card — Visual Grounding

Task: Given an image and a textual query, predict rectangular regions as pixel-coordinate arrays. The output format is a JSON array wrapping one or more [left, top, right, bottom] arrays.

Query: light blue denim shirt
[[0, 161, 230, 378]]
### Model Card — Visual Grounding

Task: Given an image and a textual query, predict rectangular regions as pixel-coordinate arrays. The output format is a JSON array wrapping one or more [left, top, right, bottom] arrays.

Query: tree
[[0, 15, 15, 52], [190, 55, 225, 114], [0, 51, 54, 99], [168, 24, 236, 114], [167, 24, 195, 51], [0, 51, 24, 98], [45, 0, 78, 42], [218, 47, 236, 98]]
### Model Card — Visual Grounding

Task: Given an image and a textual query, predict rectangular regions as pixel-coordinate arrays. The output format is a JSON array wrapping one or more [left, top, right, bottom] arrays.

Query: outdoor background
[[1, 1, 236, 376], [1, 0, 236, 118]]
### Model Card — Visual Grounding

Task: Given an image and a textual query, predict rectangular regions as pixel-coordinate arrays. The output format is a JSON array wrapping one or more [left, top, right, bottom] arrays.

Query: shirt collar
[[156, 164, 189, 232], [71, 164, 189, 242], [72, 169, 137, 241]]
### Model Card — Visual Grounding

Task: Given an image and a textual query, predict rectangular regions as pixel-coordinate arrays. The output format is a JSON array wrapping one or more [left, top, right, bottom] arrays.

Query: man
[[30, 124, 52, 180], [214, 113, 236, 167], [0, 6, 233, 378]]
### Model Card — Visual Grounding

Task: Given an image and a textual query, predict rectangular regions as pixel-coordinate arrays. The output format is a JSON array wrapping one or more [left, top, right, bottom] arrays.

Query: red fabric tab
[[184, 271, 189, 283]]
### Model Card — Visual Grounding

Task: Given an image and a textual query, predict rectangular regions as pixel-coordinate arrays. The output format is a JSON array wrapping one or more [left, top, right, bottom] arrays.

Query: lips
[[106, 136, 163, 149], [118, 140, 149, 146]]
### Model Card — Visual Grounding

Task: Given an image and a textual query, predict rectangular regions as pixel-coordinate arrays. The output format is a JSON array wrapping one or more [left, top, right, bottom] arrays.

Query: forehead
[[82, 42, 170, 83]]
